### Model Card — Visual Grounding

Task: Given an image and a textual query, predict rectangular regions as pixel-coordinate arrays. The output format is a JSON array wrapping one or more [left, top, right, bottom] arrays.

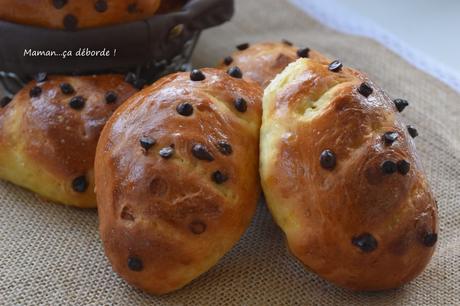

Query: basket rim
[[0, 0, 231, 33], [0, 0, 234, 75]]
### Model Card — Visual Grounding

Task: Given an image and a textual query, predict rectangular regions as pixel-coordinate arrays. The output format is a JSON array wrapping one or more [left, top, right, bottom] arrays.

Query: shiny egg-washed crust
[[0, 0, 161, 29], [218, 42, 329, 89], [260, 58, 438, 291], [0, 75, 137, 208], [95, 68, 262, 294]]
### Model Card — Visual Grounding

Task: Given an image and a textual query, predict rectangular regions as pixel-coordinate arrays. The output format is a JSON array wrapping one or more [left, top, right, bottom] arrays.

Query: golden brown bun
[[218, 41, 329, 88], [260, 58, 438, 291], [95, 68, 262, 294], [0, 74, 137, 208], [0, 0, 161, 30]]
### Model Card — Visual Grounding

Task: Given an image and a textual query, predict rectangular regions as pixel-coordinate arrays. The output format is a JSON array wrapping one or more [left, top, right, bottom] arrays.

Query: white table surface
[[290, 0, 460, 92]]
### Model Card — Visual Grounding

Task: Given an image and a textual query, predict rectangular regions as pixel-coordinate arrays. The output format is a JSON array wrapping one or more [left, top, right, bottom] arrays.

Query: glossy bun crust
[[0, 0, 161, 29], [218, 42, 329, 88], [0, 74, 137, 208], [95, 68, 262, 294], [260, 58, 438, 291]]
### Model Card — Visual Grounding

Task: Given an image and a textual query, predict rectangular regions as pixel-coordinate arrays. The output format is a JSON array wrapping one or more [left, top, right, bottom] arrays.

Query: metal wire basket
[[0, 0, 234, 96]]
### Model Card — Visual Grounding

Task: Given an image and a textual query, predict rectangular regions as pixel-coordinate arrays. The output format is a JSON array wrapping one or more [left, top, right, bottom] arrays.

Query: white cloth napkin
[[289, 0, 460, 93]]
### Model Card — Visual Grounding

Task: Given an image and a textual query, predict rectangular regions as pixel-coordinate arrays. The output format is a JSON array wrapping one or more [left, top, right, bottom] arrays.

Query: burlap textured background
[[1, 0, 459, 305]]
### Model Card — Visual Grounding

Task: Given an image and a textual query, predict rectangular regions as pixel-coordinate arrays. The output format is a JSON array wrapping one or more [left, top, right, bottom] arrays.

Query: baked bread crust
[[0, 0, 161, 30], [95, 68, 262, 294], [260, 58, 438, 291], [218, 41, 329, 88], [0, 74, 137, 207]]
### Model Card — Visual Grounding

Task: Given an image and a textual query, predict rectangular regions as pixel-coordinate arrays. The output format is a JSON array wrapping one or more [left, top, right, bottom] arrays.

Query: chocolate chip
[[217, 141, 232, 155], [212, 170, 228, 184], [105, 91, 118, 104], [381, 160, 397, 174], [383, 131, 398, 145], [393, 98, 409, 112], [189, 221, 206, 235], [282, 39, 293, 46], [159, 146, 174, 159], [29, 86, 42, 98], [69, 96, 85, 110], [127, 3, 138, 13], [227, 66, 243, 79], [407, 125, 418, 138], [352, 233, 378, 252], [72, 176, 88, 193], [234, 97, 247, 113], [95, 0, 108, 12], [63, 14, 78, 31], [328, 60, 343, 72], [236, 43, 249, 50], [192, 144, 214, 161], [127, 256, 143, 271], [52, 0, 68, 9], [0, 97, 12, 108], [140, 137, 156, 151], [296, 47, 310, 58], [397, 160, 410, 175], [422, 232, 437, 247], [320, 149, 336, 170], [176, 103, 193, 116], [190, 69, 205, 81], [223, 56, 233, 66], [34, 72, 47, 83], [358, 82, 373, 97], [60, 83, 74, 95]]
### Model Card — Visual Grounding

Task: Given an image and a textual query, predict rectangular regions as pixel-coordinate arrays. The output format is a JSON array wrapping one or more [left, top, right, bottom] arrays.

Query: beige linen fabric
[[1, 0, 459, 305]]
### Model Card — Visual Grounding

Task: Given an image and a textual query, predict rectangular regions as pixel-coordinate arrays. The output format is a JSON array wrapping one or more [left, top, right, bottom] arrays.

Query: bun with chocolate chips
[[0, 0, 161, 30], [0, 74, 138, 208], [95, 68, 262, 294], [218, 41, 329, 88], [260, 58, 438, 291]]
